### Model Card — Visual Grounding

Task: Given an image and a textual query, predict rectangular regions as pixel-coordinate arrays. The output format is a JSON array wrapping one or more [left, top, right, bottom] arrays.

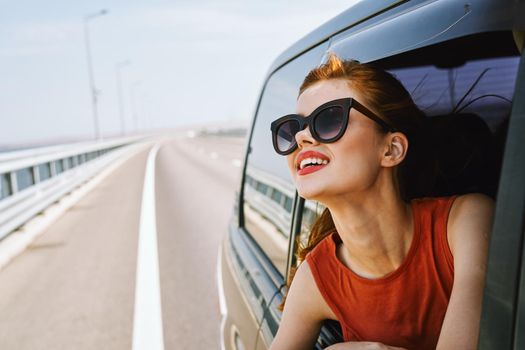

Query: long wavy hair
[[278, 54, 431, 310]]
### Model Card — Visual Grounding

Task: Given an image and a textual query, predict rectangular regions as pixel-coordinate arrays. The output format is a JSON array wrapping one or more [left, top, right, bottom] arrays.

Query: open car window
[[298, 31, 520, 247]]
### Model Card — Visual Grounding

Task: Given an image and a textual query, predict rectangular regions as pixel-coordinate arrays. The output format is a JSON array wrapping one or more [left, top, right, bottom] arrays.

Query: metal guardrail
[[244, 166, 295, 239], [0, 136, 146, 240]]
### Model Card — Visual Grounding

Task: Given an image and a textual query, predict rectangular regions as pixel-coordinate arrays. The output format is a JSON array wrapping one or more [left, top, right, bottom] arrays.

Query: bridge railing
[[0, 136, 146, 240]]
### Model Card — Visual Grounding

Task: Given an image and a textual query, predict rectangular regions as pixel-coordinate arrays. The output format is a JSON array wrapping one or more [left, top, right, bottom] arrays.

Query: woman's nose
[[295, 125, 319, 149]]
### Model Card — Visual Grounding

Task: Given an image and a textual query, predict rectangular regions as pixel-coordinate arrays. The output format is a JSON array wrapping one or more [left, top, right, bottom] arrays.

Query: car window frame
[[478, 46, 525, 350], [283, 31, 524, 349]]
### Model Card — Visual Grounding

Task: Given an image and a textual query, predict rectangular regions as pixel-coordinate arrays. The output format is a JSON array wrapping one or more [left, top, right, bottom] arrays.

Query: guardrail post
[[50, 161, 57, 177], [33, 165, 40, 184], [9, 171, 18, 194]]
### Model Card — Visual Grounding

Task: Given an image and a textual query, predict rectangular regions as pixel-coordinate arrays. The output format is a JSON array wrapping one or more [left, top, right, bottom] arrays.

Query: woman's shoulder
[[412, 193, 493, 229], [447, 193, 494, 230], [292, 261, 339, 321], [447, 193, 495, 257]]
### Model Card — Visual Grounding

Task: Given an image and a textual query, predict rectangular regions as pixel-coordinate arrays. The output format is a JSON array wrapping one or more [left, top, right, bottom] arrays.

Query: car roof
[[267, 0, 524, 74]]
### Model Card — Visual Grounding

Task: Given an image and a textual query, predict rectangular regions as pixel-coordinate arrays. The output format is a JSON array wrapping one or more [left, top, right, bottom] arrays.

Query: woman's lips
[[297, 163, 327, 176], [295, 150, 330, 173]]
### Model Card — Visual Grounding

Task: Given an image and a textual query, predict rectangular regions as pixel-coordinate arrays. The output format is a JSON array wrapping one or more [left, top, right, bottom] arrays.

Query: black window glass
[[379, 32, 520, 200], [389, 56, 518, 130], [243, 42, 327, 276], [374, 32, 520, 132], [16, 167, 34, 191]]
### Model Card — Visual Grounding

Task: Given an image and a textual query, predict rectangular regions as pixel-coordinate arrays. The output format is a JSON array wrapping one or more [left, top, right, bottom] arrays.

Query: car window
[[376, 32, 520, 130], [294, 31, 521, 267], [294, 199, 325, 265], [388, 58, 518, 131], [242, 43, 327, 276]]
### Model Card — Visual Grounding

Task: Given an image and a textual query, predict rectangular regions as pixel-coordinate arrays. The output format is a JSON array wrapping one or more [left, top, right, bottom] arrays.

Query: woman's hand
[[325, 341, 407, 350]]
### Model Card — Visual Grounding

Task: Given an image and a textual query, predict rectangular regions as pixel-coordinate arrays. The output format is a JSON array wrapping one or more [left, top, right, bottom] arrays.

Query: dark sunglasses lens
[[315, 106, 345, 140], [276, 120, 300, 153]]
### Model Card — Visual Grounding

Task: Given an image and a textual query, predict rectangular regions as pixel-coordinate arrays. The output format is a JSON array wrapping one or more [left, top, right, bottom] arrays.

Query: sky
[[0, 0, 358, 148]]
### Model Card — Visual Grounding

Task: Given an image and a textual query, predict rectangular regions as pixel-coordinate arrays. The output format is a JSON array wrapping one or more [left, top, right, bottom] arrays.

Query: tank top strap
[[411, 195, 458, 274]]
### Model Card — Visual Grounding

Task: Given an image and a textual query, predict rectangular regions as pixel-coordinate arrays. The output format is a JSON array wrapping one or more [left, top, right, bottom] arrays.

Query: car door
[[237, 42, 330, 349], [478, 40, 525, 350]]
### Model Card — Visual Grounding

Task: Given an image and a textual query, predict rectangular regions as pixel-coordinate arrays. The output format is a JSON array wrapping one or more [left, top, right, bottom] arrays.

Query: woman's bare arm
[[269, 261, 329, 350], [436, 193, 494, 349]]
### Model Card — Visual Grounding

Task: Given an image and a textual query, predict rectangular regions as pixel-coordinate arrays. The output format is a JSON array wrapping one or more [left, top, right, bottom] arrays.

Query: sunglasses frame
[[270, 97, 396, 155]]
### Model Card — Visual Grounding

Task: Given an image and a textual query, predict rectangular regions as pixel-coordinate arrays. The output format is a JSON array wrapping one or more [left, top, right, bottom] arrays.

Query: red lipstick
[[295, 150, 330, 176], [297, 164, 327, 176]]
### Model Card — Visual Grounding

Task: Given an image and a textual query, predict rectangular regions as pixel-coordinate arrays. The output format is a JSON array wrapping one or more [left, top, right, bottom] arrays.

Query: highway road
[[0, 135, 245, 350]]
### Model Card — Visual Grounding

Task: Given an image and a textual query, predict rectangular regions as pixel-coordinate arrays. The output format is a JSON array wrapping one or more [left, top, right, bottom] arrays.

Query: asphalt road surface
[[0, 135, 245, 350]]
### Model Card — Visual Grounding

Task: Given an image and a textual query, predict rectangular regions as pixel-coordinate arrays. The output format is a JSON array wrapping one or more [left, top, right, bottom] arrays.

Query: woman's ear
[[381, 132, 408, 167]]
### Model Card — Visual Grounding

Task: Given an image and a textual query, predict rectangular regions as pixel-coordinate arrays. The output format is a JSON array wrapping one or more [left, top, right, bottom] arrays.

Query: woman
[[268, 55, 494, 350]]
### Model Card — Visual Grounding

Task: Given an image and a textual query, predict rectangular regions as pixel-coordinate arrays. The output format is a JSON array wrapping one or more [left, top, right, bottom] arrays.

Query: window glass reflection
[[242, 43, 327, 276], [298, 199, 326, 260], [390, 56, 519, 130]]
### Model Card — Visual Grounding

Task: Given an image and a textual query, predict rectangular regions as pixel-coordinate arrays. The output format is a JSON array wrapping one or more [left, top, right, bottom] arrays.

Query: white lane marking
[[217, 244, 228, 350], [231, 159, 242, 168], [132, 143, 164, 350], [210, 152, 218, 159], [216, 244, 227, 317]]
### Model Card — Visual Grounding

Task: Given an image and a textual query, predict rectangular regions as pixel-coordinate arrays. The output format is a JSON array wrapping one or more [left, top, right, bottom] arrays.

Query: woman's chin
[[297, 186, 325, 201]]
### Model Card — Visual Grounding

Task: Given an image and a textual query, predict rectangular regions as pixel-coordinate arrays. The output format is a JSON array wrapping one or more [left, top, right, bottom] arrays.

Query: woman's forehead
[[296, 79, 359, 115]]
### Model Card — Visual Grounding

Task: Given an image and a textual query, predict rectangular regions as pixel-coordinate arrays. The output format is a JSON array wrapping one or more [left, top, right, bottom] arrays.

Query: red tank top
[[305, 196, 457, 350]]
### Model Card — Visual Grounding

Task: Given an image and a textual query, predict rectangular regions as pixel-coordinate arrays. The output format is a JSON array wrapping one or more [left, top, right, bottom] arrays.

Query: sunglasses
[[270, 97, 396, 155]]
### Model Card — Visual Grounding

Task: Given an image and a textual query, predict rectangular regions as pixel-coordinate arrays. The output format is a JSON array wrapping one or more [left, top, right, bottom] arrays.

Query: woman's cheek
[[329, 152, 379, 193]]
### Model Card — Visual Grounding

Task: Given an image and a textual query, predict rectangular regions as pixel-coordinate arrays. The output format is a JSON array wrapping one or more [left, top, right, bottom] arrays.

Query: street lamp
[[83, 9, 108, 140], [130, 81, 142, 133], [116, 60, 131, 136]]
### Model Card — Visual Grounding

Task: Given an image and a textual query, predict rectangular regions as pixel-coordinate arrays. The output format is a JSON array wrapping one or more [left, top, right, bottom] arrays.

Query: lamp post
[[116, 60, 131, 136], [130, 81, 142, 133], [83, 9, 108, 140]]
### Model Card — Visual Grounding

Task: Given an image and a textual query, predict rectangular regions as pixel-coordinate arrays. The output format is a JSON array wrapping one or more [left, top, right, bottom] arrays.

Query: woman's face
[[286, 79, 387, 202]]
